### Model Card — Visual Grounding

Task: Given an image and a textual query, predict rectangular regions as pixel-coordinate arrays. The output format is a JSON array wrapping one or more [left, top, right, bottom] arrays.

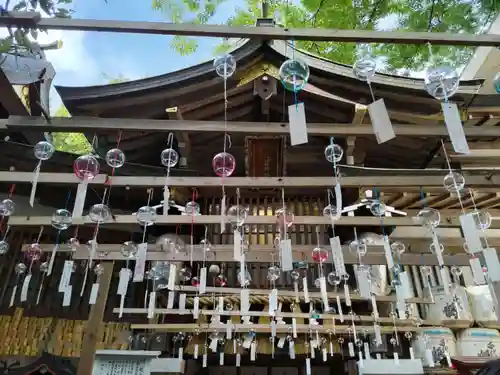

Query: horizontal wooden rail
[[23, 244, 472, 265], [0, 12, 499, 46], [0, 172, 498, 190], [8, 116, 500, 138], [5, 214, 480, 227]]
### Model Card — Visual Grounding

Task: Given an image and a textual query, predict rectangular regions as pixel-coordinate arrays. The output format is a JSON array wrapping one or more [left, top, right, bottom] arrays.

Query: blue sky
[[38, 0, 240, 110]]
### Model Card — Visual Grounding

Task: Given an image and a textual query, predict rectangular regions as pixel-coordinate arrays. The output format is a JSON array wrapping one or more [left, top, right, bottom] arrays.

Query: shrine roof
[[55, 39, 484, 117]]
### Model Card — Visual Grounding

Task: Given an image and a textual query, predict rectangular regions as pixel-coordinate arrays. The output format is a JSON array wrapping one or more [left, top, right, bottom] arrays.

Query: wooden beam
[[21, 243, 472, 265], [10, 116, 500, 137], [1, 12, 500, 46], [77, 261, 113, 375], [6, 214, 487, 228], [0, 172, 499, 191]]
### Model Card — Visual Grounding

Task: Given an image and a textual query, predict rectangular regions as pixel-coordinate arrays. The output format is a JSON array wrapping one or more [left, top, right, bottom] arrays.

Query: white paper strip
[[460, 213, 483, 254], [240, 288, 250, 318], [178, 347, 183, 359], [278, 336, 286, 348], [409, 347, 415, 360], [226, 323, 232, 339], [319, 276, 329, 311], [303, 277, 310, 303], [368, 98, 395, 144], [337, 296, 344, 322], [236, 353, 241, 367], [431, 230, 445, 266], [322, 348, 328, 362], [344, 283, 351, 307], [250, 342, 257, 361], [29, 161, 41, 207], [193, 296, 199, 319], [470, 257, 486, 285], [62, 285, 72, 306], [334, 183, 342, 218], [167, 264, 177, 290], [371, 295, 379, 319], [178, 293, 186, 312], [193, 344, 199, 359], [269, 289, 278, 315], [167, 291, 175, 309], [202, 353, 207, 368], [73, 181, 88, 218], [280, 239, 293, 271], [59, 260, 74, 293], [133, 243, 148, 282], [442, 102, 470, 154], [383, 236, 394, 269], [305, 358, 311, 375], [374, 324, 382, 345], [221, 194, 226, 234], [330, 236, 346, 275], [292, 318, 297, 338], [9, 285, 17, 307], [199, 267, 207, 294], [440, 267, 451, 295], [290, 341, 296, 359], [20, 274, 31, 302], [219, 352, 224, 365], [148, 291, 156, 318], [364, 342, 370, 359], [310, 342, 315, 358], [117, 268, 131, 295], [348, 342, 355, 357], [394, 352, 400, 366], [330, 341, 334, 356], [47, 243, 59, 276], [484, 248, 500, 282], [89, 282, 99, 305], [163, 186, 170, 217], [288, 102, 308, 146], [233, 228, 242, 261]]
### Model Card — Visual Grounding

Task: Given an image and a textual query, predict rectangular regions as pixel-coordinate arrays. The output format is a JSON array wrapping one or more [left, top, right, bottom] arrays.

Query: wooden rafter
[[1, 12, 500, 46], [9, 116, 500, 137]]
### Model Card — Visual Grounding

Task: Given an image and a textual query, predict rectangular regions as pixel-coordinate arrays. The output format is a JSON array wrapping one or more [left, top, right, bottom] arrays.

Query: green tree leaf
[[155, 0, 500, 71]]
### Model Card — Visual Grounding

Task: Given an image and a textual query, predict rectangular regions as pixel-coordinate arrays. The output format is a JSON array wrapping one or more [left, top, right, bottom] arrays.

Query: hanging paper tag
[[241, 288, 250, 320], [163, 292, 173, 310], [329, 341, 334, 356], [396, 271, 413, 300], [167, 264, 177, 290], [330, 236, 346, 275], [234, 228, 242, 261], [288, 102, 308, 146], [383, 236, 394, 269], [193, 296, 200, 319], [460, 213, 483, 254], [178, 347, 183, 359], [209, 337, 218, 352], [29, 161, 41, 207], [236, 353, 241, 367], [242, 335, 253, 349], [133, 243, 148, 282], [193, 344, 199, 359], [199, 267, 207, 294], [364, 342, 370, 359], [221, 194, 226, 234], [73, 181, 88, 218], [277, 336, 286, 348], [394, 352, 400, 366], [322, 348, 328, 362], [292, 318, 297, 338], [280, 239, 293, 271], [442, 102, 470, 154], [59, 260, 74, 293], [357, 267, 371, 299], [336, 296, 344, 322], [445, 352, 452, 368], [290, 341, 296, 359], [409, 347, 415, 360], [89, 283, 99, 305], [269, 289, 278, 315], [310, 342, 315, 358], [117, 268, 131, 295], [202, 353, 207, 368], [219, 352, 224, 365], [470, 257, 486, 285], [484, 248, 500, 281], [9, 285, 17, 307], [431, 230, 445, 266], [318, 276, 329, 310], [368, 98, 395, 144], [374, 324, 382, 345], [178, 293, 186, 312], [348, 342, 355, 357], [62, 285, 72, 307], [250, 342, 257, 361], [293, 281, 300, 302], [226, 323, 232, 339], [344, 283, 351, 307], [440, 267, 451, 295], [305, 358, 311, 375], [148, 291, 156, 318], [20, 274, 32, 302], [371, 295, 379, 320], [303, 277, 310, 303]]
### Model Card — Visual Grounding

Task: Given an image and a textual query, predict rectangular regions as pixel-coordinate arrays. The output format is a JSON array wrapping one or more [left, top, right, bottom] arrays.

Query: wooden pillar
[[77, 261, 114, 375]]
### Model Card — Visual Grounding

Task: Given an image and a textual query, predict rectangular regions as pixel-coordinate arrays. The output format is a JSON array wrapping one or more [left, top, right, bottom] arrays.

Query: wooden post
[[77, 261, 114, 375]]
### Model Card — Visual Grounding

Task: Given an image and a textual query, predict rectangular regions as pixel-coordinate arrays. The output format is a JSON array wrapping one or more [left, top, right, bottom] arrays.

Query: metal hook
[[224, 133, 232, 149], [167, 133, 174, 148]]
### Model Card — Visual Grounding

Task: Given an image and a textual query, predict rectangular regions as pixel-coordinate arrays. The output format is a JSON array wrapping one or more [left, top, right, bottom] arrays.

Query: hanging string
[[105, 130, 123, 206], [190, 189, 198, 266]]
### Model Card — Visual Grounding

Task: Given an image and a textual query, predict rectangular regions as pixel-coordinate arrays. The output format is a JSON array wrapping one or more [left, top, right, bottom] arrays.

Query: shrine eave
[[55, 40, 484, 116]]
